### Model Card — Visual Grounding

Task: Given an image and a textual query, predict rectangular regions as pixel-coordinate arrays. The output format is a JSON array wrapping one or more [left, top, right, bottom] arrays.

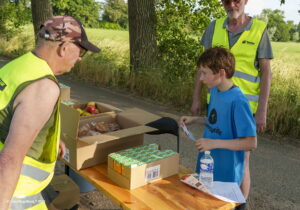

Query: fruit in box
[[76, 108, 84, 115], [82, 111, 92, 116], [85, 105, 97, 114], [74, 102, 102, 116], [87, 101, 96, 106]]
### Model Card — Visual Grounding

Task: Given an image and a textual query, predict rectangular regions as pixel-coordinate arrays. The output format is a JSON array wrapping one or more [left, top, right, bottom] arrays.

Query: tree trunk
[[128, 0, 157, 71], [31, 0, 53, 42]]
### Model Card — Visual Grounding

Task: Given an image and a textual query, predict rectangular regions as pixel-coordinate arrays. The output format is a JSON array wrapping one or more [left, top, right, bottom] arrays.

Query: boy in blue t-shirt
[[180, 47, 257, 198]]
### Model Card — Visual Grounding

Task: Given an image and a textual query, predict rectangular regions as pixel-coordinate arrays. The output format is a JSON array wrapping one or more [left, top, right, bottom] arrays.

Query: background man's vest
[[212, 17, 267, 113]]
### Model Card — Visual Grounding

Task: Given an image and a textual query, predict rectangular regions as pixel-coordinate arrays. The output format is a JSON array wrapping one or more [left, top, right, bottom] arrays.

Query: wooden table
[[76, 164, 237, 210]]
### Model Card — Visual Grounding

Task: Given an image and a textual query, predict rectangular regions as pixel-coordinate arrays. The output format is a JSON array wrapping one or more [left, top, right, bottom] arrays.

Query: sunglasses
[[222, 0, 241, 5], [59, 41, 87, 58], [77, 45, 87, 58]]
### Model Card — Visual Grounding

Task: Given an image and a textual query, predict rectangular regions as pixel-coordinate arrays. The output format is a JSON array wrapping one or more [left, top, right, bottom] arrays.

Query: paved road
[[1, 56, 299, 209], [57, 75, 300, 210]]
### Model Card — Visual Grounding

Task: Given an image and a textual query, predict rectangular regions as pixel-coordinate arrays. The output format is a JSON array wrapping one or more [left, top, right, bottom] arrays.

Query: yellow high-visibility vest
[[0, 52, 61, 210], [211, 17, 267, 113]]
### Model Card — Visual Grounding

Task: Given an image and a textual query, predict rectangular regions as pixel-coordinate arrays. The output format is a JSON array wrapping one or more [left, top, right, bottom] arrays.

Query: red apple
[[85, 105, 97, 114]]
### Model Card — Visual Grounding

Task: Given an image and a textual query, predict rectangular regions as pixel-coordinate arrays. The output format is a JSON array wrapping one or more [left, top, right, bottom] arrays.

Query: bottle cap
[[204, 151, 210, 155]]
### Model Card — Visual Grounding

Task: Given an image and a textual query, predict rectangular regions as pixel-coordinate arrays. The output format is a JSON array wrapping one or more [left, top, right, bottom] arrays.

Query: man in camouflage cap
[[0, 16, 99, 210]]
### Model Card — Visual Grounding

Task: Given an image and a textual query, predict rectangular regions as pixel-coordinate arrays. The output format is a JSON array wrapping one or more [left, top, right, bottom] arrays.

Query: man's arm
[[191, 70, 203, 116], [195, 136, 257, 152], [256, 58, 272, 133], [0, 78, 59, 210]]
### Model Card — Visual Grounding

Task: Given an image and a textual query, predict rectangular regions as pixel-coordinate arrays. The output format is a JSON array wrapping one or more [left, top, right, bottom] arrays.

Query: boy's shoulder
[[211, 86, 247, 101]]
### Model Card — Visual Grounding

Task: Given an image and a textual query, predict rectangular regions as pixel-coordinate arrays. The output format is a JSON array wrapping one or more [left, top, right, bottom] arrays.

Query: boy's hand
[[195, 138, 213, 152], [180, 116, 194, 125]]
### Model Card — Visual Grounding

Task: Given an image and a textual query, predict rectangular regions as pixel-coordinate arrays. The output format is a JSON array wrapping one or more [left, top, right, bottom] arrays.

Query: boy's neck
[[217, 79, 234, 92]]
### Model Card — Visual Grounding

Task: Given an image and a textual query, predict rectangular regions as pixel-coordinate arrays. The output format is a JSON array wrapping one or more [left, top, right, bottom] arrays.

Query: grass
[[0, 26, 299, 139]]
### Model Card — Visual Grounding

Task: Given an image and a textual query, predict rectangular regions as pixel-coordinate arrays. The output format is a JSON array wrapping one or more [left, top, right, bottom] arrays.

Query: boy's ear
[[220, 69, 227, 77]]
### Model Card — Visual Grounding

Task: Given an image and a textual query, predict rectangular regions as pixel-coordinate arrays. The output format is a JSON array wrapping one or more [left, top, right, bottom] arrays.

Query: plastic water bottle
[[199, 151, 214, 188]]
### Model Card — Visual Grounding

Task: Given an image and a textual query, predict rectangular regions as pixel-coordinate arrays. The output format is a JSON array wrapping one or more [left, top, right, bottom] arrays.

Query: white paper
[[209, 181, 246, 203], [180, 174, 246, 203], [181, 123, 196, 141]]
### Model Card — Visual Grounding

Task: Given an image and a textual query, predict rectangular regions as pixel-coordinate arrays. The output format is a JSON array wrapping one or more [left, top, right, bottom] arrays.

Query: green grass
[[0, 26, 299, 138]]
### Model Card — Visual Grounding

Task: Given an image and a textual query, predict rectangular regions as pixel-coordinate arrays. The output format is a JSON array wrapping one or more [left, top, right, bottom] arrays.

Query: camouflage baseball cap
[[39, 16, 100, 53]]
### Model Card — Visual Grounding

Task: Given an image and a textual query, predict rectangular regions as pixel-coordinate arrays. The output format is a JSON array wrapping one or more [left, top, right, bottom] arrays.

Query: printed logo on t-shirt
[[209, 109, 217, 124], [206, 108, 222, 136]]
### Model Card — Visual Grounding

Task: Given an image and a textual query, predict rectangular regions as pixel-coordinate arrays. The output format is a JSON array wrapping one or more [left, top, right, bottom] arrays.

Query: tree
[[292, 31, 299, 41], [0, 0, 31, 39], [128, 0, 157, 71], [155, 0, 225, 78], [287, 20, 296, 41], [102, 0, 128, 29], [261, 9, 290, 41], [31, 0, 53, 41], [52, 0, 100, 27]]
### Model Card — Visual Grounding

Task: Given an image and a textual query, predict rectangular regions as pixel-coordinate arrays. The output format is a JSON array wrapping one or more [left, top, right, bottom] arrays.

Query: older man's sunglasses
[[59, 41, 87, 57], [222, 0, 241, 5]]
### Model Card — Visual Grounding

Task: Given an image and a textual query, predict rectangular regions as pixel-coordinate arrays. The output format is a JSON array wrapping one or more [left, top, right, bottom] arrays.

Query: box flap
[[60, 103, 80, 140], [96, 102, 122, 113], [117, 108, 161, 125], [78, 125, 156, 145]]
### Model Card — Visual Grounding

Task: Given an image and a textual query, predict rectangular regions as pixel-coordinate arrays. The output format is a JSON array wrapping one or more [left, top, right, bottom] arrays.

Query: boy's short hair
[[197, 47, 235, 78]]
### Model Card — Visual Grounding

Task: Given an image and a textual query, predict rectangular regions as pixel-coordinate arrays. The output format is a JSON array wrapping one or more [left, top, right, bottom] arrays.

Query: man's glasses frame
[[59, 41, 87, 58], [222, 0, 241, 5]]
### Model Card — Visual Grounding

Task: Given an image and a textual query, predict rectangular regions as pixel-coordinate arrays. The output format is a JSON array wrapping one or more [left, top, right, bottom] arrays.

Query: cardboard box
[[47, 175, 79, 210], [59, 83, 71, 101], [61, 108, 160, 170], [107, 144, 179, 189]]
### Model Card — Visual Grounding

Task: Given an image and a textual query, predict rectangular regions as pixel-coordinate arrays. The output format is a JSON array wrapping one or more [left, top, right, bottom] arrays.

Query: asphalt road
[[57, 75, 300, 210]]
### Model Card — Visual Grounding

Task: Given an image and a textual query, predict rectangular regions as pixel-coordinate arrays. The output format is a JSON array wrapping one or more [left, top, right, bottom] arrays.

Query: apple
[[85, 105, 97, 114]]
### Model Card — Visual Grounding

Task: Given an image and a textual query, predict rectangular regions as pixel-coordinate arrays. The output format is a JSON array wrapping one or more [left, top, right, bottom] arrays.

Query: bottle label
[[200, 163, 213, 172]]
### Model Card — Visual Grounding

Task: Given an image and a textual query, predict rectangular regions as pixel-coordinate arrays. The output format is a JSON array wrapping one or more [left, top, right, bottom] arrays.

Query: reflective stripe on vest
[[10, 193, 46, 210], [234, 70, 261, 83], [0, 52, 60, 199], [21, 164, 50, 182], [211, 17, 267, 113]]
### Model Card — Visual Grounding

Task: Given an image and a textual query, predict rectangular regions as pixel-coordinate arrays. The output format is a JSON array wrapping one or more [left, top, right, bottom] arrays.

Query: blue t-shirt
[[195, 86, 256, 185]]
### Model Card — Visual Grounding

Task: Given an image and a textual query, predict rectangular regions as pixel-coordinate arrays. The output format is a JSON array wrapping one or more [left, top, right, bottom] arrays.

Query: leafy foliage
[[52, 0, 101, 27], [102, 0, 128, 29], [261, 9, 292, 42], [155, 0, 225, 80], [0, 0, 31, 40], [96, 21, 125, 30]]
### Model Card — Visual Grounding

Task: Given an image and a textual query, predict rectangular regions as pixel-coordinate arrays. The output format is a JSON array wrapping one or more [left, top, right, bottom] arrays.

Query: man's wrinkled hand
[[190, 101, 200, 116], [255, 111, 267, 133]]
